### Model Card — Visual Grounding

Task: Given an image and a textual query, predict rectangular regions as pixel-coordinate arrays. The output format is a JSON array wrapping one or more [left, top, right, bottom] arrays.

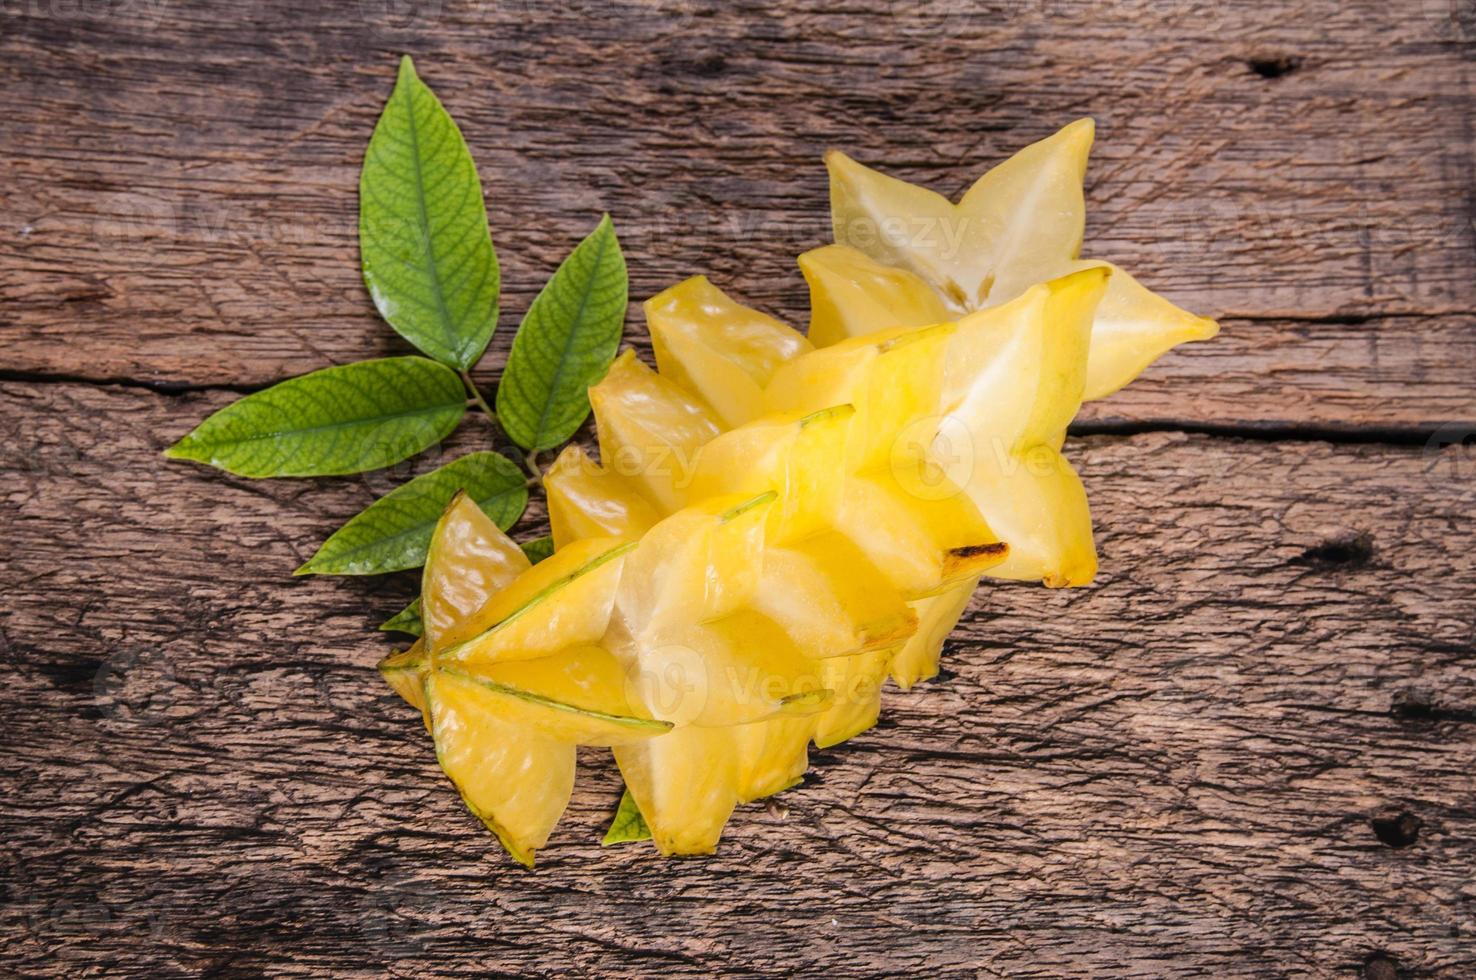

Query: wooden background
[[2, 1, 1473, 976]]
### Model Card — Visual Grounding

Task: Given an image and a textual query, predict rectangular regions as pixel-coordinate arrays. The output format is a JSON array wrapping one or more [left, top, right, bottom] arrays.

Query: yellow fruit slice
[[941, 268, 1105, 586], [438, 537, 633, 667], [421, 492, 532, 651], [814, 646, 896, 748], [617, 611, 833, 729], [589, 350, 722, 512], [425, 669, 575, 868], [828, 120, 1091, 310], [383, 643, 671, 746], [614, 672, 829, 853], [615, 493, 773, 635], [944, 268, 1101, 446], [380, 495, 534, 733], [826, 148, 966, 305], [800, 243, 952, 346], [754, 531, 917, 660], [831, 465, 1004, 598], [432, 660, 670, 746], [732, 712, 816, 803], [822, 120, 1218, 400], [378, 640, 430, 731], [683, 405, 854, 545], [646, 275, 812, 428], [891, 577, 977, 690], [766, 320, 955, 473], [761, 331, 878, 420], [954, 118, 1094, 305], [544, 444, 660, 547], [1065, 259, 1221, 400], [401, 498, 664, 867], [614, 725, 737, 856]]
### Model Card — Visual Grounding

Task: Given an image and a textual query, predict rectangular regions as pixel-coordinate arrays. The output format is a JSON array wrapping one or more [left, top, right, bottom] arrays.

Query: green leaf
[[496, 215, 627, 452], [520, 535, 555, 565], [361, 55, 499, 371], [165, 357, 465, 478], [380, 597, 423, 636], [601, 788, 652, 846], [297, 452, 528, 575]]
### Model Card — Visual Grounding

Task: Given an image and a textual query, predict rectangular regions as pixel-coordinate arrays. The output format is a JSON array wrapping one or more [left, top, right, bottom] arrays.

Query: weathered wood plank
[[1, 0, 1473, 428], [2, 381, 1472, 976]]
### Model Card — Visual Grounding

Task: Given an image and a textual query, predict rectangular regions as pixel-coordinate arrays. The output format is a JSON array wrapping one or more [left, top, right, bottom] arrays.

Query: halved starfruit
[[380, 494, 667, 866], [380, 125, 1218, 863], [813, 118, 1218, 400]]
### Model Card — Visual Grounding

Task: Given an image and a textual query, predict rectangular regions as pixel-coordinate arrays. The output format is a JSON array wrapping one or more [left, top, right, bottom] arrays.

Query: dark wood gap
[[1069, 418, 1469, 447], [4, 367, 1464, 449]]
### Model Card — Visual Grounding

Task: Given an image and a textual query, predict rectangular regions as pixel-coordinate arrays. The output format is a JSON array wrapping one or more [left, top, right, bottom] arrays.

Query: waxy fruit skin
[[381, 124, 1218, 862]]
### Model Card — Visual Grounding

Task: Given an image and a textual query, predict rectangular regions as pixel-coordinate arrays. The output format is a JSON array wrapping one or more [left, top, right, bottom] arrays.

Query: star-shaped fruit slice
[[811, 118, 1219, 400], [378, 494, 667, 866], [646, 273, 813, 428]]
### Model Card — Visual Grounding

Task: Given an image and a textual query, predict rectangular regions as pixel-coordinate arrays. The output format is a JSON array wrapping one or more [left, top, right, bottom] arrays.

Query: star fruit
[[379, 125, 1218, 863], [805, 118, 1219, 401]]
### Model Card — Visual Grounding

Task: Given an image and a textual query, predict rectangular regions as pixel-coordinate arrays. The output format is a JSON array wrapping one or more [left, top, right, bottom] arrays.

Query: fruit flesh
[[799, 243, 951, 348], [939, 268, 1106, 586], [535, 271, 1103, 850], [889, 578, 977, 691], [588, 350, 721, 513], [646, 275, 813, 427], [545, 444, 660, 547], [818, 119, 1218, 400], [411, 269, 1129, 858], [427, 669, 574, 867], [391, 495, 667, 866], [436, 537, 633, 666], [421, 491, 531, 651], [383, 125, 1219, 861]]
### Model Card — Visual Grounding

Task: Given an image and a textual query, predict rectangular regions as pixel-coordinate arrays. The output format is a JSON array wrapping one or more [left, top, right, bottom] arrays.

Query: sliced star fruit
[[378, 125, 1217, 861]]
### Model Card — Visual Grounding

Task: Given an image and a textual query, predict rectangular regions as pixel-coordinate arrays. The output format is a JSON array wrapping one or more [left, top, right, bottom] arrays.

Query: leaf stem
[[461, 370, 543, 487], [516, 448, 544, 487], [460, 370, 497, 422]]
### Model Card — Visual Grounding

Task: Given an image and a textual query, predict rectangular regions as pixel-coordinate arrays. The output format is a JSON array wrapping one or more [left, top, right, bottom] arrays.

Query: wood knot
[[1390, 687, 1476, 724], [1371, 810, 1422, 849], [658, 53, 727, 78], [1292, 531, 1373, 568], [1362, 953, 1401, 980], [1391, 687, 1436, 721], [692, 55, 727, 77], [1248, 55, 1302, 79]]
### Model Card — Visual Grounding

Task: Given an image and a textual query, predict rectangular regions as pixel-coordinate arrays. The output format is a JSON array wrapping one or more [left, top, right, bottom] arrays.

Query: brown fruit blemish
[[950, 542, 1007, 560]]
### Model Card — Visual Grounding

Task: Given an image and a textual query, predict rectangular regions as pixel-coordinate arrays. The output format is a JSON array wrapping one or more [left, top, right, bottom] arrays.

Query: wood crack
[[4, 370, 1465, 449], [1069, 418, 1467, 447], [0, 368, 264, 397]]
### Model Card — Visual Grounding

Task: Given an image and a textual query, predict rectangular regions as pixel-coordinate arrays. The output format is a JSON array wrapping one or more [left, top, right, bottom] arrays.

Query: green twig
[[461, 370, 543, 487], [515, 448, 544, 487], [461, 370, 496, 422]]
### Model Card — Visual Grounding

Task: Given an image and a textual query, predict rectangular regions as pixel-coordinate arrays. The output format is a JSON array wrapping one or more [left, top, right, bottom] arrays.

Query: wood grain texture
[[2, 381, 1473, 977], [1, 0, 1474, 428], [3, 1, 1475, 977]]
